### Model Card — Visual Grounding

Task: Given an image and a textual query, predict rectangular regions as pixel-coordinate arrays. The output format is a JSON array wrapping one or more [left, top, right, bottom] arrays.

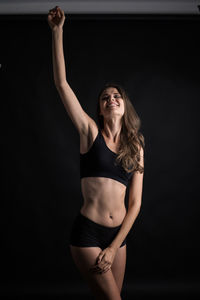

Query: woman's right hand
[[47, 6, 65, 31]]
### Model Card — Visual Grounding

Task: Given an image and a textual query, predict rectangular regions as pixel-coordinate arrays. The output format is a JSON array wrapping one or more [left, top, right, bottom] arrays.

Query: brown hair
[[96, 82, 145, 174]]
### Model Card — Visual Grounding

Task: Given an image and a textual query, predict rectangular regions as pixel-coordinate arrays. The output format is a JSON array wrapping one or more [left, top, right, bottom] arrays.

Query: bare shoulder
[[79, 114, 99, 154]]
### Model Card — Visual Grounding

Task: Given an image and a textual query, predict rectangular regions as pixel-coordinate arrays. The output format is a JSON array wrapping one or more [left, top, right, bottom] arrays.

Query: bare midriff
[[80, 177, 127, 227]]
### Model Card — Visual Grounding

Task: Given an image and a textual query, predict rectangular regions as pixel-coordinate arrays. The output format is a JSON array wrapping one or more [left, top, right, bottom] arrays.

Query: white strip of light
[[0, 1, 199, 14]]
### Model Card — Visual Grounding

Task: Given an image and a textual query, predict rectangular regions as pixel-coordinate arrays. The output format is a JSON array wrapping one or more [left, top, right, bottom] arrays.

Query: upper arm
[[56, 81, 93, 135], [128, 146, 144, 208]]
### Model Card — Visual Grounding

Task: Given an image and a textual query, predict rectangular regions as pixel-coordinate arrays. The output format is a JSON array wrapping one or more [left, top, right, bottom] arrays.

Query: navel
[[109, 215, 113, 219]]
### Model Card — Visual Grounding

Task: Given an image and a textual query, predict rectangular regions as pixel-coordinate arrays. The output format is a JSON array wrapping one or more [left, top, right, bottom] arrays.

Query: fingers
[[96, 252, 105, 264], [90, 266, 109, 274], [90, 261, 111, 274], [48, 8, 58, 17], [47, 6, 66, 29], [48, 8, 56, 15], [48, 6, 65, 16], [100, 262, 111, 274], [48, 6, 65, 24], [101, 264, 111, 274], [49, 6, 58, 13]]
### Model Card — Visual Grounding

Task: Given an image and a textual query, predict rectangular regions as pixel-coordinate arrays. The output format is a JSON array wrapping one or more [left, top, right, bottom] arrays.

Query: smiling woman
[[97, 83, 145, 174], [48, 6, 145, 300]]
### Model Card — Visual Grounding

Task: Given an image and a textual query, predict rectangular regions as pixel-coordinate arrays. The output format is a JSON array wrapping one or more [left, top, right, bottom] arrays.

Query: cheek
[[100, 102, 106, 110], [120, 101, 125, 109]]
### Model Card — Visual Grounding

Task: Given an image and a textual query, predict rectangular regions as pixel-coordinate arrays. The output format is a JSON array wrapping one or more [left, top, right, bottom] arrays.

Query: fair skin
[[48, 6, 144, 299]]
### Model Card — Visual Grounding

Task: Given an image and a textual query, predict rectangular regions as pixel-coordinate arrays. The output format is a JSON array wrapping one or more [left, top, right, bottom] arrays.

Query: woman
[[47, 6, 145, 300]]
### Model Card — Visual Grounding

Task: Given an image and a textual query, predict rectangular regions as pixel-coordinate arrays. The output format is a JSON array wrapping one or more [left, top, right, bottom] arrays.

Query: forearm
[[52, 28, 67, 86], [109, 203, 141, 250]]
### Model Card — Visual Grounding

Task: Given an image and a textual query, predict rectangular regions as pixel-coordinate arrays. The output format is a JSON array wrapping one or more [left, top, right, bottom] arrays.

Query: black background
[[1, 13, 200, 299]]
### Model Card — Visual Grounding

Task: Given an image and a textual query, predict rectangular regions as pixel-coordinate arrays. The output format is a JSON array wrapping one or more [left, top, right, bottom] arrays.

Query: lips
[[107, 103, 119, 107]]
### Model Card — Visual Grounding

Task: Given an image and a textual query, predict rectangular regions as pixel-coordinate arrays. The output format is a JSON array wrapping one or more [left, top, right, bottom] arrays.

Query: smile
[[107, 104, 119, 107]]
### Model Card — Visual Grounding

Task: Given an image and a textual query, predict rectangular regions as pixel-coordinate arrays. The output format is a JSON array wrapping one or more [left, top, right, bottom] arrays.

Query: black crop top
[[80, 127, 133, 187]]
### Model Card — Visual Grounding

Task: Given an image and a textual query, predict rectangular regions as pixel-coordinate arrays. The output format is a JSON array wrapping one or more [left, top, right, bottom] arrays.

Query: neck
[[102, 118, 123, 142]]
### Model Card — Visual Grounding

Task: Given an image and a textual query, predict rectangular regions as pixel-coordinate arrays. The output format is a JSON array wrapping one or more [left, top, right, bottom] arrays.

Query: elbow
[[55, 81, 67, 89], [128, 200, 142, 212]]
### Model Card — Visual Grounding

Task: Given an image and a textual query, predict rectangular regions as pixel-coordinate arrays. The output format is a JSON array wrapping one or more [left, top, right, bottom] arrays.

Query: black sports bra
[[80, 127, 133, 187]]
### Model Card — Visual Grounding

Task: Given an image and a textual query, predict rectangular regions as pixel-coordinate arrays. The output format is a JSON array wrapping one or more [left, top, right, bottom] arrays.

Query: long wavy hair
[[96, 82, 145, 174]]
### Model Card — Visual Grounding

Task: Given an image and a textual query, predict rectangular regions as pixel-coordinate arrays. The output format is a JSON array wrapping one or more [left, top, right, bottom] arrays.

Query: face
[[99, 87, 125, 119]]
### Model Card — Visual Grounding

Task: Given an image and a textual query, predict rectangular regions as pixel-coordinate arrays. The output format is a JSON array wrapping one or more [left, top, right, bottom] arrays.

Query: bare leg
[[70, 245, 122, 300], [111, 244, 127, 293]]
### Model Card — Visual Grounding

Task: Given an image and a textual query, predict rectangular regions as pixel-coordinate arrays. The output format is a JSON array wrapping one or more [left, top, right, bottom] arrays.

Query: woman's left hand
[[89, 246, 117, 274]]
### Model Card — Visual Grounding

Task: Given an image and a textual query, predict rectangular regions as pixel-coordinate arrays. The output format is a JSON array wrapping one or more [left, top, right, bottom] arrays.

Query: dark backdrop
[[1, 14, 200, 299]]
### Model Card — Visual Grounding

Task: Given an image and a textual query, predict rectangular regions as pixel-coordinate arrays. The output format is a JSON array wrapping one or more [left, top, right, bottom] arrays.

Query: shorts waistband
[[78, 211, 122, 230]]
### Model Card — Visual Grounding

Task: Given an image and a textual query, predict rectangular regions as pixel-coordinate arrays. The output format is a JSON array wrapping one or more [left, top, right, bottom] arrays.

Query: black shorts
[[69, 212, 126, 249]]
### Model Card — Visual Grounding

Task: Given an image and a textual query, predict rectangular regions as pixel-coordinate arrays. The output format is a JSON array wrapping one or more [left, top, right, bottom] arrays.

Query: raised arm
[[47, 6, 95, 135]]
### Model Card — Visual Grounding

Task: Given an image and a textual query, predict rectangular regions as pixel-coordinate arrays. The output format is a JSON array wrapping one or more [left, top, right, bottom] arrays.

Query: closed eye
[[101, 95, 121, 100]]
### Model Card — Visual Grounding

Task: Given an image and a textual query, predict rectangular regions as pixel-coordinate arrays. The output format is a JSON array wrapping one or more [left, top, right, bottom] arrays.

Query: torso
[[79, 122, 127, 227]]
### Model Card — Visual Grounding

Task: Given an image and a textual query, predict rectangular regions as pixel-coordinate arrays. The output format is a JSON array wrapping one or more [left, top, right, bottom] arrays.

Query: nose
[[108, 95, 115, 102]]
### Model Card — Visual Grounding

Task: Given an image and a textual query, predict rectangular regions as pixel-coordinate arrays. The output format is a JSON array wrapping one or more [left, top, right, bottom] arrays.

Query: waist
[[81, 177, 126, 203], [80, 177, 127, 227], [80, 205, 127, 227]]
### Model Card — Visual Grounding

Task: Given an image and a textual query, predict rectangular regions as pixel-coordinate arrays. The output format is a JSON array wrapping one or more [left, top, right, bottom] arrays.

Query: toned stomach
[[80, 177, 127, 227]]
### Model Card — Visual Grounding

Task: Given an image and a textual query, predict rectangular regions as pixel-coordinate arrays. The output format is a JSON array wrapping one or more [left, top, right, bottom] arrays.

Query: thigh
[[70, 245, 122, 300], [111, 244, 127, 293]]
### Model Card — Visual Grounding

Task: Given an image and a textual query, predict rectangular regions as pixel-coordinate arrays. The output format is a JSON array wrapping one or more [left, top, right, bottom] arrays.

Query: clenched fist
[[47, 6, 66, 31]]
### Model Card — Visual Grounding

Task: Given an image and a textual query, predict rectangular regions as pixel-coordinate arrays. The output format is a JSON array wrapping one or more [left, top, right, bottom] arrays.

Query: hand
[[47, 6, 65, 31], [89, 246, 117, 275]]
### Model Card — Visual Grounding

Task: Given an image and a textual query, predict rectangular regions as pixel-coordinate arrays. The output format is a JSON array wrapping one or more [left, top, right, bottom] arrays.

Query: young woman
[[47, 6, 145, 300]]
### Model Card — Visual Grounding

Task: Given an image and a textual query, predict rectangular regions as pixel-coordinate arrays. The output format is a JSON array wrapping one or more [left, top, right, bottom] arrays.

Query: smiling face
[[99, 87, 125, 120]]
